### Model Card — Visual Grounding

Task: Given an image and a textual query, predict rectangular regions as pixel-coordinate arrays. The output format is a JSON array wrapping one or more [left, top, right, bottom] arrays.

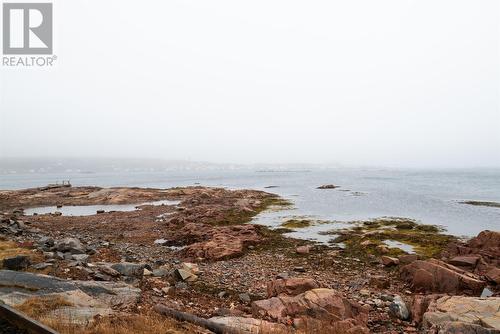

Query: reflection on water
[[24, 199, 181, 216]]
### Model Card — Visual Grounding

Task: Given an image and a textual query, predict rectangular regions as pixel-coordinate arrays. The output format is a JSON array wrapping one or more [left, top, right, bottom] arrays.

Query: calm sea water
[[1, 168, 499, 239]]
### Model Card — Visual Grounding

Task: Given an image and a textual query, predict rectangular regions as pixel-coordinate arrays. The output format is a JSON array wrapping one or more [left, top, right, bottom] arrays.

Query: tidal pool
[[383, 240, 416, 254], [24, 199, 181, 216]]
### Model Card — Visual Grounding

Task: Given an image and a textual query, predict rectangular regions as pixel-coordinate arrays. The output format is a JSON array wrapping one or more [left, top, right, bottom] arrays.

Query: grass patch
[[16, 295, 73, 318], [37, 313, 191, 334], [0, 240, 33, 261], [17, 296, 194, 334]]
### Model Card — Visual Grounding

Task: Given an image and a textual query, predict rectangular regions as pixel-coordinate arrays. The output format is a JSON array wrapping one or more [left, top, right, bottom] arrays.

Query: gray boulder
[[0, 270, 140, 324], [2, 255, 30, 271], [56, 237, 85, 254], [110, 262, 145, 277], [389, 295, 410, 320]]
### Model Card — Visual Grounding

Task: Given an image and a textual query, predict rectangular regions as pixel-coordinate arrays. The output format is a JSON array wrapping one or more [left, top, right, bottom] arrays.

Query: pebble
[[359, 289, 371, 297], [276, 272, 289, 279], [32, 262, 52, 270]]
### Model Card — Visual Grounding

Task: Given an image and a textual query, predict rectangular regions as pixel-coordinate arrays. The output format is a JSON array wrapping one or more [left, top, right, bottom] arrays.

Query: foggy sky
[[1, 0, 499, 168]]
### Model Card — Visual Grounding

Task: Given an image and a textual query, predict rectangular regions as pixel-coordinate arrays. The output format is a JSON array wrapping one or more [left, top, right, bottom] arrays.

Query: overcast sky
[[0, 0, 499, 167]]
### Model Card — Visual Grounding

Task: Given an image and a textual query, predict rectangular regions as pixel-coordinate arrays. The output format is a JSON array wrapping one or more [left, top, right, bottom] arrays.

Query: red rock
[[381, 256, 399, 266], [376, 245, 390, 254], [181, 224, 261, 260], [252, 288, 368, 332], [296, 245, 311, 254], [448, 256, 480, 267], [252, 296, 287, 319], [443, 230, 500, 272], [369, 275, 390, 289], [410, 294, 442, 324], [485, 266, 500, 284], [266, 278, 320, 298], [400, 259, 486, 295], [468, 230, 500, 252], [398, 254, 418, 265]]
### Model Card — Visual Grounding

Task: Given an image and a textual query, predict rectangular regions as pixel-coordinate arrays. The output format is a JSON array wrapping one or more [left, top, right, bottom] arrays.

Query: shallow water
[[383, 240, 416, 254], [2, 168, 499, 241], [24, 199, 180, 216]]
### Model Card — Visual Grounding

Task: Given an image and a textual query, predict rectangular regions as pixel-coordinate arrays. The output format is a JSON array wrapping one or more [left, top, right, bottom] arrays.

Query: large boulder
[[485, 267, 500, 285], [411, 294, 443, 324], [468, 231, 500, 255], [110, 262, 146, 277], [0, 270, 140, 324], [422, 296, 500, 331], [2, 255, 30, 271], [252, 288, 368, 332], [389, 295, 409, 320], [400, 259, 486, 295], [55, 237, 85, 254], [443, 230, 500, 274], [182, 224, 260, 260], [266, 278, 320, 298], [448, 256, 480, 268]]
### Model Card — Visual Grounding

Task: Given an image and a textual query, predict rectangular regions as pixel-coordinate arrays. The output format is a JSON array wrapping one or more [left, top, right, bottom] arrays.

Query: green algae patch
[[329, 217, 455, 259], [281, 219, 313, 229], [362, 217, 443, 233], [460, 200, 500, 208], [281, 217, 340, 229], [208, 195, 293, 226], [255, 226, 302, 255], [261, 197, 295, 212]]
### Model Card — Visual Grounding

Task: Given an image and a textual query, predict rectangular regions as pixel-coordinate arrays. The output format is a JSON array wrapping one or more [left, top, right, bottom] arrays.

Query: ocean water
[[1, 168, 499, 239]]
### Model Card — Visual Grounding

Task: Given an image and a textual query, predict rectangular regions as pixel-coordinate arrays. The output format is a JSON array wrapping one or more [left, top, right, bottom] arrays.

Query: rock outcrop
[[0, 270, 140, 324], [181, 224, 261, 260], [400, 259, 486, 295], [110, 262, 146, 278], [252, 288, 369, 333], [442, 230, 500, 284], [266, 278, 320, 298], [422, 296, 500, 332]]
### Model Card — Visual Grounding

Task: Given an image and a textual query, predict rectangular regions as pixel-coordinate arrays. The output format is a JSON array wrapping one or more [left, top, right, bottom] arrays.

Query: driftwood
[[154, 304, 238, 334]]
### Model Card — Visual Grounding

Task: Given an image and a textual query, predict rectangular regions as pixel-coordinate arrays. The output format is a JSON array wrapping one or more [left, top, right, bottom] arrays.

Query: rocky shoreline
[[0, 185, 498, 333]]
